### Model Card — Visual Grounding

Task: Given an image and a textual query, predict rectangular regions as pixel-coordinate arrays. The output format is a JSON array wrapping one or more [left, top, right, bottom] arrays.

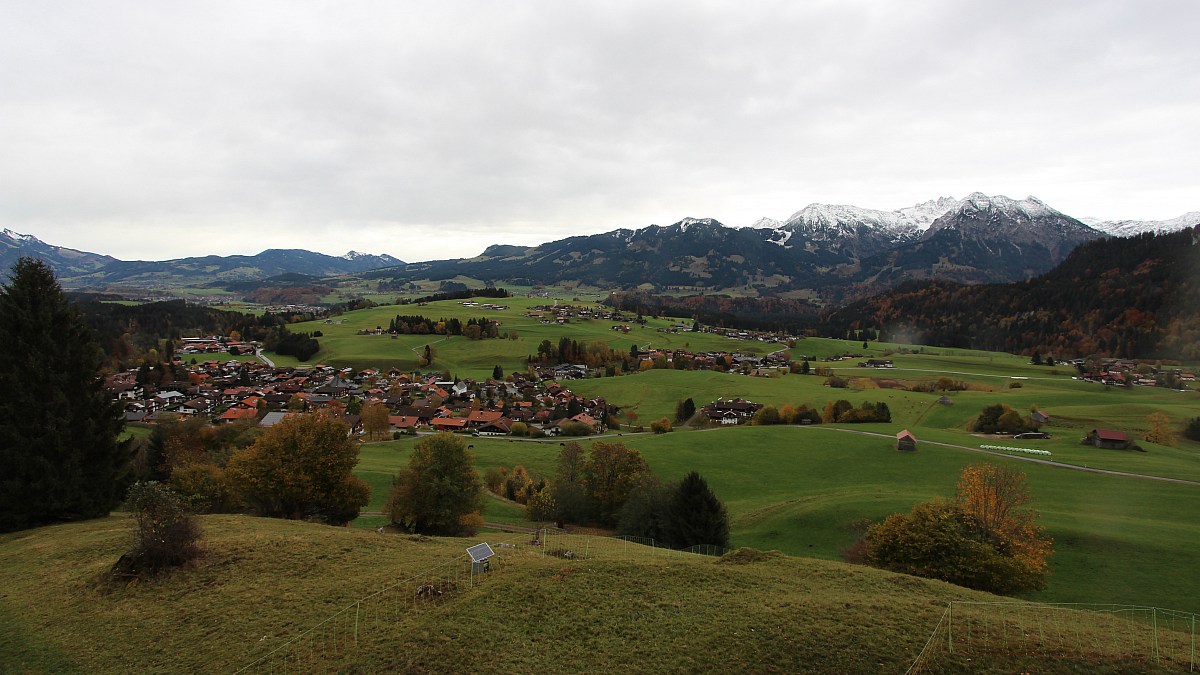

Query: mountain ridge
[[4, 193, 1193, 297]]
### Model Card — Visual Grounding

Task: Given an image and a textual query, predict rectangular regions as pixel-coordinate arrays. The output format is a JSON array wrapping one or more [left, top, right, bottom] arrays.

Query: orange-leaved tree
[[863, 463, 1052, 594], [225, 413, 370, 525]]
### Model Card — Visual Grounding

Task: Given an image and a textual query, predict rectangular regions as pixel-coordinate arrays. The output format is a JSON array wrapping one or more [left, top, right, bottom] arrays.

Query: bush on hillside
[[863, 464, 1051, 595], [972, 404, 1033, 434], [113, 481, 201, 577], [1185, 417, 1200, 442]]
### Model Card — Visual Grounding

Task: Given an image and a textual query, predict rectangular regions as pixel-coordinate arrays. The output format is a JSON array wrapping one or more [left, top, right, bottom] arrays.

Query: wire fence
[[907, 602, 1198, 673], [235, 528, 728, 672]]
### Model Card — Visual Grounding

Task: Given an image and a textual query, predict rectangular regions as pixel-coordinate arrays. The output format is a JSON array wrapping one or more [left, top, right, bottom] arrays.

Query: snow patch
[[1086, 212, 1200, 237]]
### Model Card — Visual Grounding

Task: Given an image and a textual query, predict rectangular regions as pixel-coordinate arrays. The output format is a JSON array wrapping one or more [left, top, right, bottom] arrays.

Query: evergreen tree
[[0, 258, 131, 532], [665, 471, 730, 549]]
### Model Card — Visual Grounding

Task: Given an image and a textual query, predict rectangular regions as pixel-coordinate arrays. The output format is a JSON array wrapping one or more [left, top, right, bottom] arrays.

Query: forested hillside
[[824, 227, 1200, 359]]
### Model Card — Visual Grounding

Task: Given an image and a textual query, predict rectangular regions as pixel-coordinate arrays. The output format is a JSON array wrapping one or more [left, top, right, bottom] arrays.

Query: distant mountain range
[[375, 192, 1188, 301], [3, 194, 1196, 298], [0, 229, 404, 288]]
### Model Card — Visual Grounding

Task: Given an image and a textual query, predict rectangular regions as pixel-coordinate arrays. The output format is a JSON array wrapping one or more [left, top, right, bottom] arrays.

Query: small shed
[[1087, 429, 1130, 450], [896, 429, 918, 452]]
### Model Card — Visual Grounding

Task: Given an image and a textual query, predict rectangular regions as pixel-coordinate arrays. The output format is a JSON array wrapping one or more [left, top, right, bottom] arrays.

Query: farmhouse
[[702, 398, 763, 425]]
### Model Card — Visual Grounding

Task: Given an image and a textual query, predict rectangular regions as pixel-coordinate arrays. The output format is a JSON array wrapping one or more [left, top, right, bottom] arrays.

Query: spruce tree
[[666, 471, 730, 549], [0, 257, 130, 532]]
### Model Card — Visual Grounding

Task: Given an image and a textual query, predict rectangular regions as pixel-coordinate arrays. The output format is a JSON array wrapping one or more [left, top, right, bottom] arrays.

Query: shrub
[[559, 421, 593, 437], [168, 463, 236, 513], [863, 465, 1051, 595], [650, 417, 673, 434], [1185, 417, 1200, 442], [509, 421, 530, 436], [113, 481, 201, 577]]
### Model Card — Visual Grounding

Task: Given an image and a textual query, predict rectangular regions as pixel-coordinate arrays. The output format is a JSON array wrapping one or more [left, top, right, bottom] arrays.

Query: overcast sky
[[1, 1, 1196, 262]]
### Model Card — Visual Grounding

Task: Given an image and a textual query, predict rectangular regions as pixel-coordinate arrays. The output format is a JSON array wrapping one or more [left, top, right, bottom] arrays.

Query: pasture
[[268, 297, 1200, 610], [267, 295, 780, 378], [358, 423, 1200, 612]]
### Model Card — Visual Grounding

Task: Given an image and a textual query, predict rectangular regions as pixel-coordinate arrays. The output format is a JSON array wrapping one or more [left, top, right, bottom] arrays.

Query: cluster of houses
[[695, 325, 800, 344], [459, 301, 509, 310], [1076, 358, 1195, 389], [521, 304, 638, 326], [106, 359, 616, 438], [628, 346, 792, 376]]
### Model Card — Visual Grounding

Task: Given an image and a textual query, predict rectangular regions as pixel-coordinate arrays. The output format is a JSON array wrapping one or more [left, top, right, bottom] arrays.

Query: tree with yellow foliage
[[225, 413, 370, 525], [864, 464, 1051, 594], [1144, 412, 1176, 446]]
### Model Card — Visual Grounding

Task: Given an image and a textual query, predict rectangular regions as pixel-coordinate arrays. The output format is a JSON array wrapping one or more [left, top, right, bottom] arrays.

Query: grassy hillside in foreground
[[0, 516, 1187, 674]]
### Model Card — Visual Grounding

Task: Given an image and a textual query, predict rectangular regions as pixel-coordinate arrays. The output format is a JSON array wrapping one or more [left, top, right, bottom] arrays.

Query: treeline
[[605, 291, 820, 331], [243, 285, 333, 305], [529, 337, 640, 373], [74, 299, 321, 368], [386, 315, 499, 339], [823, 227, 1200, 360], [264, 328, 321, 361], [747, 400, 891, 425], [397, 287, 510, 305], [485, 441, 730, 549]]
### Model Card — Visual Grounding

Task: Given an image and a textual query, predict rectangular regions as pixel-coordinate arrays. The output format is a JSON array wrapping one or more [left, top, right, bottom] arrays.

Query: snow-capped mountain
[[763, 197, 963, 258], [341, 250, 405, 267], [1, 229, 117, 276], [864, 193, 1106, 285], [1083, 212, 1200, 237]]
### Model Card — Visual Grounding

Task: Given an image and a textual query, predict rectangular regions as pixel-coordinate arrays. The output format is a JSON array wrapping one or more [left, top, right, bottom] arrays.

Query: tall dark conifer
[[0, 257, 130, 532], [667, 471, 730, 549]]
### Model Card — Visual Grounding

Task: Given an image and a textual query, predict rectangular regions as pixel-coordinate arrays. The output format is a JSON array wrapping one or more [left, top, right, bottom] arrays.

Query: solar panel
[[466, 542, 495, 563]]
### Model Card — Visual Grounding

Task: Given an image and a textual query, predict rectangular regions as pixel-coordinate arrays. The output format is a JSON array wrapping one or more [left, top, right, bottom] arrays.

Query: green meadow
[[257, 298, 1200, 611], [265, 295, 778, 377]]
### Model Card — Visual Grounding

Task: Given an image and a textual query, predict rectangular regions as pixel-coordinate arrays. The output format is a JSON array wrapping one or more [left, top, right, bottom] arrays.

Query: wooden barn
[[1086, 428, 1131, 450], [896, 429, 918, 452]]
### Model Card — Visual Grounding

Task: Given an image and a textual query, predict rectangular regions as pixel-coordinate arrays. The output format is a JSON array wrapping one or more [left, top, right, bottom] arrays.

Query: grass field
[[355, 423, 1200, 612], [264, 295, 780, 378], [3, 515, 1186, 673]]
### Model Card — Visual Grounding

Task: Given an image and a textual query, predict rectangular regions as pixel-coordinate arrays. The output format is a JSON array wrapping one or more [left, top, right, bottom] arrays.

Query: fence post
[[1190, 612, 1195, 672], [585, 537, 590, 560], [948, 602, 954, 655], [354, 601, 360, 647], [1154, 607, 1160, 661]]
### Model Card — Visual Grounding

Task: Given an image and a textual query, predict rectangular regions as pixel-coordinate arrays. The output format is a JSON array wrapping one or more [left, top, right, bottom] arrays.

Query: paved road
[[256, 350, 275, 368]]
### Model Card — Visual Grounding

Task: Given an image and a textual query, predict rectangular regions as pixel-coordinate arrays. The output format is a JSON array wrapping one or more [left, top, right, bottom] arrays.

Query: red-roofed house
[[389, 415, 419, 431], [218, 407, 259, 424], [430, 417, 469, 431]]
